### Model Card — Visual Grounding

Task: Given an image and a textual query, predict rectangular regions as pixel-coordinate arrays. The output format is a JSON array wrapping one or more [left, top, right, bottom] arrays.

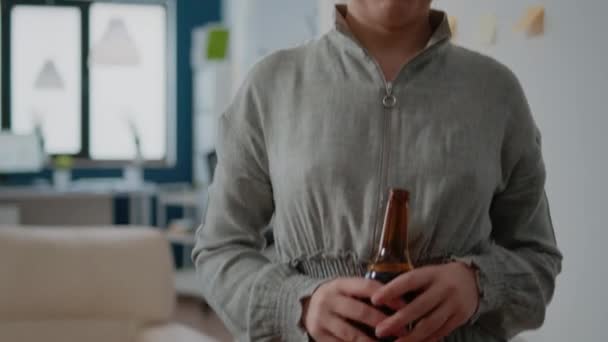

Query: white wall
[[318, 0, 345, 33], [223, 0, 319, 89], [433, 1, 608, 341]]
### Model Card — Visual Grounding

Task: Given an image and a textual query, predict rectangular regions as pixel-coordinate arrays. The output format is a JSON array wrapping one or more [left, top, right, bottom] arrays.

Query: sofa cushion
[[0, 226, 174, 322], [137, 323, 222, 342], [0, 320, 137, 342]]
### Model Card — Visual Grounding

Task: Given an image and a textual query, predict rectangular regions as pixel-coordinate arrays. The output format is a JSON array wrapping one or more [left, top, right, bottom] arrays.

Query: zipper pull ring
[[383, 82, 397, 108]]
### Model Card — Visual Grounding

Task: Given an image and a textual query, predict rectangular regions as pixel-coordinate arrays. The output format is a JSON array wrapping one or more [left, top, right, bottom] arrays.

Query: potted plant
[[53, 155, 73, 190]]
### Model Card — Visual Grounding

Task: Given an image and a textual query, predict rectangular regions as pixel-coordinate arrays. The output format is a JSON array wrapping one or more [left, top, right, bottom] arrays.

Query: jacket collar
[[333, 4, 452, 49]]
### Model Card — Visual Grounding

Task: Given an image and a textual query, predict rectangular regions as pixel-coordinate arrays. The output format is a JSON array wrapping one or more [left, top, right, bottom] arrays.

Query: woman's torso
[[258, 33, 509, 269]]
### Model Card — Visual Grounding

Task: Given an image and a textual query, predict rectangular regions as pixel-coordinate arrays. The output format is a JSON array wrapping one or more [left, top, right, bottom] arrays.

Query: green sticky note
[[207, 28, 229, 60]]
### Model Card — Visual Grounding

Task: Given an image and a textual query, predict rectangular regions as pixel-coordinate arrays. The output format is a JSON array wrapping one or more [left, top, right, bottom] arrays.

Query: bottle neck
[[371, 189, 413, 270]]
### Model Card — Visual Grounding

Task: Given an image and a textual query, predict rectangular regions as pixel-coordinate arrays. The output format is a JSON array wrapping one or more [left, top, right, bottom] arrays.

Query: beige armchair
[[0, 226, 215, 342]]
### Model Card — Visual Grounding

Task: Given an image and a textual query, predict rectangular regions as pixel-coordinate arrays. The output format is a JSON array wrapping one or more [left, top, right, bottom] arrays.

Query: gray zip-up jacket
[[193, 6, 562, 342]]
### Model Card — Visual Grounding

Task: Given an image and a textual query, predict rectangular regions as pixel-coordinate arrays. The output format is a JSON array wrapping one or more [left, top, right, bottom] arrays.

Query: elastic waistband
[[293, 253, 452, 279], [294, 254, 367, 279]]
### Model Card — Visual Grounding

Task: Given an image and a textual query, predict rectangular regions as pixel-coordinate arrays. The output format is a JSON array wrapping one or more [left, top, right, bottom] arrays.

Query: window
[[90, 3, 167, 160], [1, 0, 176, 164], [11, 6, 82, 155]]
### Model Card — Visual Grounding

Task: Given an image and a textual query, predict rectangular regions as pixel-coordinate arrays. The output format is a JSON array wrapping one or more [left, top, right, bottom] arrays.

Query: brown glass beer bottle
[[359, 188, 415, 341]]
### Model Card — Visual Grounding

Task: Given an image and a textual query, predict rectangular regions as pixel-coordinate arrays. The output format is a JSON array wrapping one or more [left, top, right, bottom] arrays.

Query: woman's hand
[[371, 262, 480, 342], [302, 278, 392, 342]]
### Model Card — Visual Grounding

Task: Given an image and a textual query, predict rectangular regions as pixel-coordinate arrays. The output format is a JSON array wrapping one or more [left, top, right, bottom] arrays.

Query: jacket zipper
[[361, 40, 449, 257], [374, 80, 395, 254], [363, 55, 397, 256]]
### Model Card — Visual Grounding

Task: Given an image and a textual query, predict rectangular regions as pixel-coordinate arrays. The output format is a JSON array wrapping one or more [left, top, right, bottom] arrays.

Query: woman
[[193, 1, 562, 341]]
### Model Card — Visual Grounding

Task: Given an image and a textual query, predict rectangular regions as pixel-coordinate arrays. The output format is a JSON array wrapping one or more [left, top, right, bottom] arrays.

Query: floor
[[174, 296, 233, 342]]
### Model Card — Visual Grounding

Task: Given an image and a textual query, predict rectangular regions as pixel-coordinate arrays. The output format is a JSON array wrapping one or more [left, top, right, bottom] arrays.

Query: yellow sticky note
[[448, 16, 458, 37], [478, 14, 497, 45], [515, 5, 545, 37]]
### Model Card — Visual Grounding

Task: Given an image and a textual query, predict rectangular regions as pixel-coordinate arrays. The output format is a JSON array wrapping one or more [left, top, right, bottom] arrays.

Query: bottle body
[[366, 261, 415, 297], [357, 189, 414, 341]]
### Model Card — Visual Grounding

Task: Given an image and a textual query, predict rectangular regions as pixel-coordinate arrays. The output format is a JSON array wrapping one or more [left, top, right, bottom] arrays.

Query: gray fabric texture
[[193, 5, 562, 342]]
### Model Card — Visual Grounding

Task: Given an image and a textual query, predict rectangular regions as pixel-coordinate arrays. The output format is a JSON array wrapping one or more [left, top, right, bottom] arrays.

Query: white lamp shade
[[34, 60, 65, 90], [90, 18, 140, 66]]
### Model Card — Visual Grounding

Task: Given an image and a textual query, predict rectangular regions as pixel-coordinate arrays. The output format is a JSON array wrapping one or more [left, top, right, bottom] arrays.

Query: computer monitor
[[0, 132, 45, 173]]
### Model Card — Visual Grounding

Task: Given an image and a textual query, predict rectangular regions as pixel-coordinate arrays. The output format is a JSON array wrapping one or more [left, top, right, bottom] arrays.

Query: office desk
[[0, 183, 157, 226]]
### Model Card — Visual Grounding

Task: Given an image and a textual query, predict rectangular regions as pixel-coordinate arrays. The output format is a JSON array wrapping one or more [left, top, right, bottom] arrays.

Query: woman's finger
[[323, 314, 377, 342], [335, 277, 384, 298], [385, 298, 408, 312], [376, 285, 447, 338], [424, 315, 462, 342], [331, 295, 387, 328], [372, 267, 437, 305], [313, 331, 344, 342], [395, 304, 453, 342]]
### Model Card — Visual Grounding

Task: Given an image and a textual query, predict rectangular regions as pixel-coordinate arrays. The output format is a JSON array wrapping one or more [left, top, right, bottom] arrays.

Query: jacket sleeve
[[454, 74, 562, 339], [192, 80, 326, 342]]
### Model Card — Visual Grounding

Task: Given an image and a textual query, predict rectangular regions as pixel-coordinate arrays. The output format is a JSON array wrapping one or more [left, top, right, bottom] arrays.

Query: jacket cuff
[[249, 265, 329, 341], [451, 254, 505, 323]]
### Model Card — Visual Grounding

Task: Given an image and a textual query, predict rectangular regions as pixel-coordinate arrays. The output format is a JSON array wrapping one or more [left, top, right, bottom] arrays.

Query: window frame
[[1, 0, 177, 168]]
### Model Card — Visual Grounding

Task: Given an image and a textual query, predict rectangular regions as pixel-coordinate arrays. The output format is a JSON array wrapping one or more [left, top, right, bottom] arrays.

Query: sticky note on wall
[[515, 5, 545, 37], [207, 28, 230, 60], [478, 14, 497, 45]]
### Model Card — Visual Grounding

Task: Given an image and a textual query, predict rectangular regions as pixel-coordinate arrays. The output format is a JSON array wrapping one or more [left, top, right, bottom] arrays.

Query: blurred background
[[0, 0, 605, 341]]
